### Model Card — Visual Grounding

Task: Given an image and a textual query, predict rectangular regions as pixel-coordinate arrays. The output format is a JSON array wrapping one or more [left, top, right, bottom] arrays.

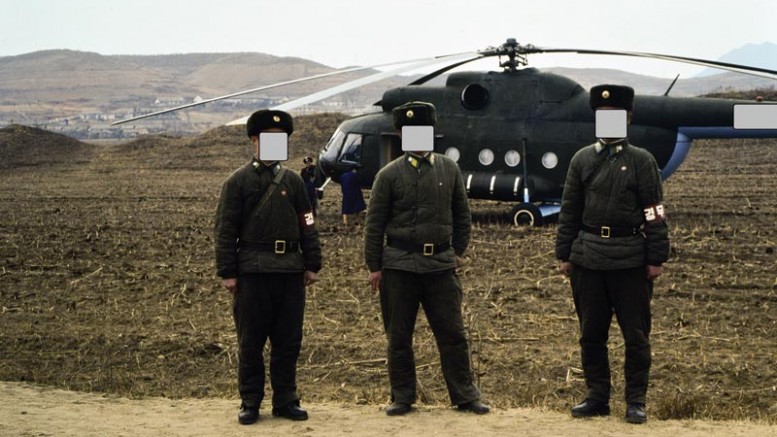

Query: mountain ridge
[[697, 41, 777, 77]]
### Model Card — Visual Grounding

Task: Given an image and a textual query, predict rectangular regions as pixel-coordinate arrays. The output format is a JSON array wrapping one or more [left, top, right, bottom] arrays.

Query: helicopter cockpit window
[[504, 150, 521, 167], [478, 148, 494, 166], [445, 147, 460, 163], [322, 129, 346, 162], [338, 133, 363, 165]]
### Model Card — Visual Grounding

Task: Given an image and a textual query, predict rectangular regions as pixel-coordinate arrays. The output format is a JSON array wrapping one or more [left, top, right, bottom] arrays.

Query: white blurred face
[[251, 127, 287, 161], [595, 106, 633, 141], [595, 109, 627, 139], [401, 125, 434, 153]]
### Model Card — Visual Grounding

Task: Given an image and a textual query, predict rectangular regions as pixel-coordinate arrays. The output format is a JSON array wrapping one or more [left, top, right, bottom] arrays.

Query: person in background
[[340, 166, 366, 225], [300, 156, 318, 216]]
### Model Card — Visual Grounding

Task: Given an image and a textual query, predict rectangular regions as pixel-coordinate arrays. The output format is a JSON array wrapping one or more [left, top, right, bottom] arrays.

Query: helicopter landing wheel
[[511, 203, 543, 227]]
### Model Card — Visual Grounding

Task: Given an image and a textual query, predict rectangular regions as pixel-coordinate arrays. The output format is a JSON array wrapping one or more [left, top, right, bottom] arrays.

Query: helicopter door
[[379, 133, 402, 168]]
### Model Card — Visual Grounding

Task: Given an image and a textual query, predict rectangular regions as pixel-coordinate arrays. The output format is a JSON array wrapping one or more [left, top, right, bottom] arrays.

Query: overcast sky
[[1, 0, 775, 78]]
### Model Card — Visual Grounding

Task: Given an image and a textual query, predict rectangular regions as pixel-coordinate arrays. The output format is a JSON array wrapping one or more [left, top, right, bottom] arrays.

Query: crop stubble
[[0, 120, 775, 421]]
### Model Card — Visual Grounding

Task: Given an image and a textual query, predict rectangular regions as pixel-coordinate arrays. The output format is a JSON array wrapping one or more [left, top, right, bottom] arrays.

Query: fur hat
[[392, 101, 437, 129], [246, 109, 293, 137], [590, 85, 635, 111]]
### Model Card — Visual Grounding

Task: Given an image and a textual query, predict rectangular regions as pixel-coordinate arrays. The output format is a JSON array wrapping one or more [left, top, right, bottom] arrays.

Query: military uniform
[[300, 157, 318, 216], [215, 110, 321, 423], [364, 102, 485, 414], [555, 85, 669, 423]]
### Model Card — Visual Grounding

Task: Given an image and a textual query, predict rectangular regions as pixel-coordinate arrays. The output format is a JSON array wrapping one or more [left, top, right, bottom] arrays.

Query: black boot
[[457, 400, 491, 414], [625, 403, 647, 424], [272, 401, 308, 421], [385, 402, 412, 416], [238, 403, 259, 425], [571, 398, 610, 418]]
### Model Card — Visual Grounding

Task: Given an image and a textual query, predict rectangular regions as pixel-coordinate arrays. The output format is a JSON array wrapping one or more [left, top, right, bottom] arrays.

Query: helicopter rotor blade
[[407, 55, 485, 85], [112, 66, 375, 125], [372, 54, 483, 105], [532, 47, 777, 80], [111, 51, 475, 126], [112, 38, 777, 128], [226, 52, 479, 125]]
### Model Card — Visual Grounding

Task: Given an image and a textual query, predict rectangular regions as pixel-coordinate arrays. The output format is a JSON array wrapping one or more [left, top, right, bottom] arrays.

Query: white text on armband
[[299, 211, 315, 229], [643, 204, 665, 223]]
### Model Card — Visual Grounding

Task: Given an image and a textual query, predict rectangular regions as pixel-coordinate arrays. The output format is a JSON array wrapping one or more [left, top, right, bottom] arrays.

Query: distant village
[[0, 95, 367, 140]]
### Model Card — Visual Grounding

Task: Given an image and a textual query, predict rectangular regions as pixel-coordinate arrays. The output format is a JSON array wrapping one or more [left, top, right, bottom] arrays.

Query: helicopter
[[311, 40, 777, 225], [114, 39, 777, 225]]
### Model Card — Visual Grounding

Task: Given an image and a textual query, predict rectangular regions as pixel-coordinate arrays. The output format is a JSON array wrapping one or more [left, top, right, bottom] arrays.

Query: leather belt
[[240, 240, 300, 254], [387, 238, 450, 256], [581, 224, 641, 239]]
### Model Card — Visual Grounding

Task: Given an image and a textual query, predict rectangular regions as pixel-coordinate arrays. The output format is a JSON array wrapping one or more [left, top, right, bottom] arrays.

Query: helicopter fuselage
[[318, 68, 777, 218]]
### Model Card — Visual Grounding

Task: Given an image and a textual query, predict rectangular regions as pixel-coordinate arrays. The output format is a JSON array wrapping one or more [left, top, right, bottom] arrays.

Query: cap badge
[[273, 115, 281, 122], [602, 90, 610, 99], [406, 110, 415, 119]]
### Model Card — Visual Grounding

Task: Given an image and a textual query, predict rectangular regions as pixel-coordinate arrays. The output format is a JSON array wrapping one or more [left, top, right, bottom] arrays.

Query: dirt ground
[[1, 117, 776, 435], [2, 381, 775, 437]]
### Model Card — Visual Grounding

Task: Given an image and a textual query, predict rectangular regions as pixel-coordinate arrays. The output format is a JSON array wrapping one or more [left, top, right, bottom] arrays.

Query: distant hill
[[0, 124, 94, 167], [0, 50, 365, 102], [697, 42, 777, 77], [0, 50, 405, 138], [0, 113, 346, 171], [1, 49, 775, 139]]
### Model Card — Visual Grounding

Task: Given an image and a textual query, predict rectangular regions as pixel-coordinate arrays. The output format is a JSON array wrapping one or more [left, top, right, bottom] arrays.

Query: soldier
[[214, 109, 322, 425], [300, 156, 318, 216], [364, 101, 490, 416], [555, 85, 670, 424]]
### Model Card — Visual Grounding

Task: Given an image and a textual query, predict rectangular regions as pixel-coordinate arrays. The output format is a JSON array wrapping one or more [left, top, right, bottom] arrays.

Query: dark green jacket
[[364, 152, 471, 273], [555, 140, 670, 270], [215, 160, 322, 277]]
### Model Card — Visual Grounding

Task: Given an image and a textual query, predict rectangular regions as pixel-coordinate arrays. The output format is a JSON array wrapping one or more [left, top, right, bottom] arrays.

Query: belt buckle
[[274, 240, 286, 254], [423, 243, 434, 256], [600, 226, 611, 239]]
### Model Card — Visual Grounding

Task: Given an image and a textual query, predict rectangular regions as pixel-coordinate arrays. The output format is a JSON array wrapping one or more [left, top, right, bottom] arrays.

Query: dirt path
[[1, 382, 773, 437]]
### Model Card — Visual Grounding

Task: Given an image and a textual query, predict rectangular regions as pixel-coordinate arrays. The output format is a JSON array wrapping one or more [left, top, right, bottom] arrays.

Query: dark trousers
[[571, 265, 653, 404], [233, 272, 305, 408], [380, 268, 481, 405]]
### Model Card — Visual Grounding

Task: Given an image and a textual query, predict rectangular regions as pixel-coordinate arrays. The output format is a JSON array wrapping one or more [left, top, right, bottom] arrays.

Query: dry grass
[[1, 119, 776, 422]]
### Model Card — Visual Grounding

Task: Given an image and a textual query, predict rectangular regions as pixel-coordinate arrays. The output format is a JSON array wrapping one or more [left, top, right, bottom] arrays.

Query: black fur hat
[[589, 85, 635, 111], [392, 101, 437, 129], [246, 109, 293, 137]]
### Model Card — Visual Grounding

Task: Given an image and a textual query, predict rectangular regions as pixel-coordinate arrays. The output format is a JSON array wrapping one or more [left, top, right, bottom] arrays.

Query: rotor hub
[[480, 38, 538, 71]]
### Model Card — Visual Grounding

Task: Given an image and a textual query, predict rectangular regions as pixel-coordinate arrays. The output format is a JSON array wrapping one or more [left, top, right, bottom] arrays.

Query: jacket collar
[[405, 152, 435, 169], [595, 138, 629, 156], [252, 158, 282, 176]]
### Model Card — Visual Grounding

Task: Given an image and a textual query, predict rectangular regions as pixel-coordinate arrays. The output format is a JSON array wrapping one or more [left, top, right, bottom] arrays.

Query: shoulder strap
[[581, 151, 609, 187], [255, 168, 287, 212]]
